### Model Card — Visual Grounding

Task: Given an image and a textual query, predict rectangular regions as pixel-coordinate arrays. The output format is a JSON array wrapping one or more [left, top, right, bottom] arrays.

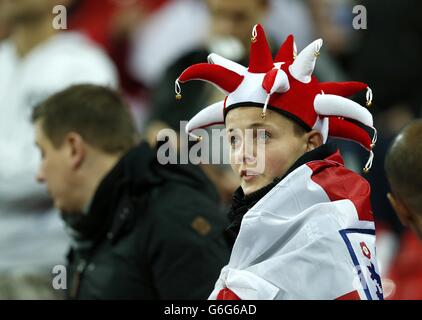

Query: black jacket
[[65, 142, 231, 299]]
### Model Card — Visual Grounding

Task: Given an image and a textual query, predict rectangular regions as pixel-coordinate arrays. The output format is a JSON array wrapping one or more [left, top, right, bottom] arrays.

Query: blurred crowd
[[0, 0, 421, 299]]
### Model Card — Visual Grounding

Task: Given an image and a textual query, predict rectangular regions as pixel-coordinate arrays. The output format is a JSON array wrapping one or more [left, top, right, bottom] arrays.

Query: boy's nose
[[243, 145, 256, 164], [243, 153, 257, 164]]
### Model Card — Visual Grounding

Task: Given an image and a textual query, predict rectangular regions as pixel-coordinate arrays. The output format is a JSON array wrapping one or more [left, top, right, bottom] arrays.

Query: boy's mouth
[[240, 170, 260, 182]]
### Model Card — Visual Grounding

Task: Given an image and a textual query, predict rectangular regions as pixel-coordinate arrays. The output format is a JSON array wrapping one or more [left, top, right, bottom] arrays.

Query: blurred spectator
[[148, 0, 269, 130], [32, 84, 231, 299], [265, 0, 314, 50], [308, 0, 353, 56], [129, 0, 345, 92], [0, 0, 117, 299], [67, 0, 171, 133], [384, 230, 422, 299], [346, 1, 422, 288], [129, 0, 209, 88], [352, 0, 422, 116], [383, 119, 422, 299], [143, 0, 271, 204], [385, 119, 422, 238], [307, 0, 353, 80], [0, 11, 10, 40], [142, 0, 349, 204], [350, 0, 422, 194], [68, 0, 167, 95]]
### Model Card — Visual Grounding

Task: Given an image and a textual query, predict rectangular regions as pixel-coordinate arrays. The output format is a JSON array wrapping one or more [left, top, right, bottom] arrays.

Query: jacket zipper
[[70, 259, 87, 299]]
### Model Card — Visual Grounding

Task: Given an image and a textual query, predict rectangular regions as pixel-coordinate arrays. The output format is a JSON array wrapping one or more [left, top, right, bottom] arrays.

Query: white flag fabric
[[209, 152, 383, 300]]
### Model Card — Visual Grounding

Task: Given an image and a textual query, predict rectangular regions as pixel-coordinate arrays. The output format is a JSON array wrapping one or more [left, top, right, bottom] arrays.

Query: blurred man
[[147, 0, 270, 135], [385, 120, 422, 239], [0, 9, 10, 40], [32, 84, 230, 299], [149, 0, 269, 130], [0, 0, 117, 298], [207, 0, 269, 50], [145, 0, 269, 205], [129, 0, 269, 88]]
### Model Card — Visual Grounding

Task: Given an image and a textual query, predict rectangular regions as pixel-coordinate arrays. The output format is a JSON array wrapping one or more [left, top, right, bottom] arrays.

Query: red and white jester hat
[[175, 24, 376, 172]]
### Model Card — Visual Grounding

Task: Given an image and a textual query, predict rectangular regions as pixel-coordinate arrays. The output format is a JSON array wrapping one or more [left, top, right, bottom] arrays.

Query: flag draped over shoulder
[[209, 152, 383, 300]]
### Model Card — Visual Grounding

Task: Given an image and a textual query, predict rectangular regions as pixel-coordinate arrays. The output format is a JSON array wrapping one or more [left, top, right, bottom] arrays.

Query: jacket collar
[[226, 143, 339, 243], [63, 142, 158, 242], [64, 141, 220, 242]]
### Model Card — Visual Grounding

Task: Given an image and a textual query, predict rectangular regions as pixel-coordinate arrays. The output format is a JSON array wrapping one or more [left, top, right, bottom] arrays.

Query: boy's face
[[34, 120, 78, 214], [226, 107, 309, 195]]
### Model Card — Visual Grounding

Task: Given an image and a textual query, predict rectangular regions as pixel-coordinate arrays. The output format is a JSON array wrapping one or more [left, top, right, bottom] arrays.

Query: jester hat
[[175, 24, 376, 172]]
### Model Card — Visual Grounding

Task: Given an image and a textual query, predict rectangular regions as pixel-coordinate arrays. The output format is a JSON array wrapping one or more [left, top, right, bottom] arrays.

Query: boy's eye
[[257, 130, 270, 142], [230, 135, 241, 148]]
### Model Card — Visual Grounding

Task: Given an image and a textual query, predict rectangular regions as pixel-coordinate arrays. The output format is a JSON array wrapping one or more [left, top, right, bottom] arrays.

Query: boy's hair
[[385, 119, 422, 213], [266, 108, 308, 137], [32, 84, 138, 154], [278, 111, 308, 137], [292, 121, 307, 137]]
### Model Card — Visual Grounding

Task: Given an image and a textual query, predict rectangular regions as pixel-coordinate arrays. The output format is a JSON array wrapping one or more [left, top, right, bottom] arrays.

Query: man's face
[[35, 120, 78, 214], [0, 0, 55, 24], [226, 107, 308, 195], [388, 191, 422, 239], [207, 0, 267, 47]]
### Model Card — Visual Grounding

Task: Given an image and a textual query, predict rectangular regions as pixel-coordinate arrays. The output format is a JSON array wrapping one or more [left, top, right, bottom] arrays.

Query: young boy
[[175, 24, 383, 300]]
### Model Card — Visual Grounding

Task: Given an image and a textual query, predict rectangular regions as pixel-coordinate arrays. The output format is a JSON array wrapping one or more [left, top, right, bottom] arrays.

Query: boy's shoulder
[[304, 150, 373, 222]]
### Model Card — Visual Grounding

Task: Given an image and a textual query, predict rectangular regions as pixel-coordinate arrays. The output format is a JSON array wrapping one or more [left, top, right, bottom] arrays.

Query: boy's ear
[[387, 192, 412, 227], [305, 130, 323, 152], [64, 132, 86, 170]]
